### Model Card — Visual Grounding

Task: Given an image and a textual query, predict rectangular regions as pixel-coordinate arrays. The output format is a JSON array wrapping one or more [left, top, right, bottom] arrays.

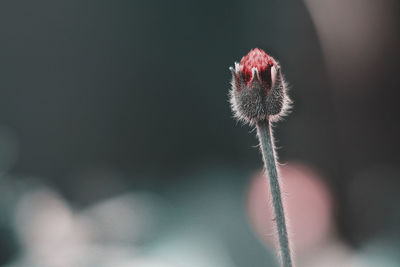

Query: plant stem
[[256, 119, 293, 267]]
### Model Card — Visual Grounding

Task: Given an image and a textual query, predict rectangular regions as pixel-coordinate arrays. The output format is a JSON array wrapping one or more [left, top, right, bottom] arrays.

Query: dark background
[[0, 0, 399, 266], [0, 0, 337, 195]]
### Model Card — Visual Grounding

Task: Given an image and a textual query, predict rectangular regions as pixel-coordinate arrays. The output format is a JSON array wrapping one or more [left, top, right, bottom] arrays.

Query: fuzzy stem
[[256, 120, 293, 267]]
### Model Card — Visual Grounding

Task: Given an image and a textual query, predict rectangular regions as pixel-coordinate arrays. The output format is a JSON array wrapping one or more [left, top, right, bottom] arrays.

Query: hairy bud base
[[229, 48, 291, 124]]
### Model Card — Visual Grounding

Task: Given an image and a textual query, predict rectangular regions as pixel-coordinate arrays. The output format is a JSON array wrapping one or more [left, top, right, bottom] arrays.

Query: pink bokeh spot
[[247, 162, 334, 254]]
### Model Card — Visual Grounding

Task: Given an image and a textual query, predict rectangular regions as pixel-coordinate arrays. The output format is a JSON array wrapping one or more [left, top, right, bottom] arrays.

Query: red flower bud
[[229, 48, 291, 124], [240, 48, 276, 88]]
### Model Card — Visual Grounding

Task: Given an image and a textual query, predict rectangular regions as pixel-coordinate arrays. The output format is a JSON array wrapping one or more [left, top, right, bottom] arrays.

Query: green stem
[[256, 120, 293, 267]]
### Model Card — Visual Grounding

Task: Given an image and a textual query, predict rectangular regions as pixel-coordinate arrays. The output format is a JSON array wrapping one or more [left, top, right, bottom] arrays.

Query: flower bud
[[229, 48, 290, 124]]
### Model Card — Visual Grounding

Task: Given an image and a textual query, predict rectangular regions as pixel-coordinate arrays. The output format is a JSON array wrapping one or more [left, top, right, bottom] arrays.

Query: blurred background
[[0, 0, 399, 266]]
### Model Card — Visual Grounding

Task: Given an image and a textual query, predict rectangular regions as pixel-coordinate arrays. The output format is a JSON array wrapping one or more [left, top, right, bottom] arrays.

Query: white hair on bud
[[234, 62, 240, 72], [271, 66, 277, 88], [268, 69, 293, 123], [251, 67, 259, 81]]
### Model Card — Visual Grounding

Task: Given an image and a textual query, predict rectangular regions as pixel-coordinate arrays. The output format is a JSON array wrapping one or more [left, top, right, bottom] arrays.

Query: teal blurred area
[[0, 0, 400, 266]]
